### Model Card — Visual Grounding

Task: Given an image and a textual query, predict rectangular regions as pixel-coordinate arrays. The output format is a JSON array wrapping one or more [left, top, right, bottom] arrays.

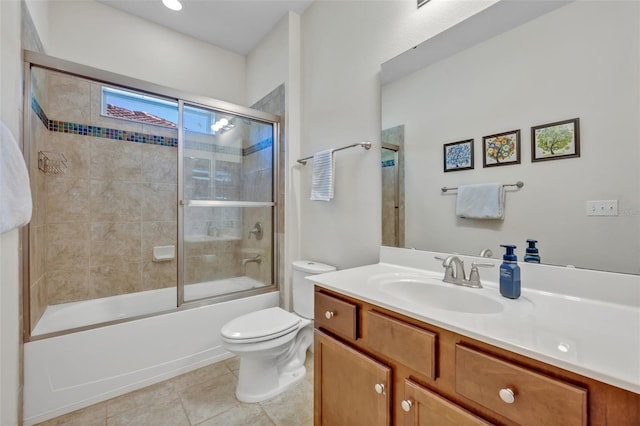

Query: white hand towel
[[310, 149, 335, 201], [0, 120, 32, 234], [455, 183, 504, 219]]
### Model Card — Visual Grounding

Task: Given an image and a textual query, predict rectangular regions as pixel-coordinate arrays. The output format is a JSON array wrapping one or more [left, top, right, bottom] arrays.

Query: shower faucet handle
[[248, 222, 263, 240]]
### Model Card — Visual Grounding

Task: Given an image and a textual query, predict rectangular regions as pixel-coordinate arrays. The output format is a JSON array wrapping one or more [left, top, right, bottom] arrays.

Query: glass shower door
[[179, 101, 277, 304]]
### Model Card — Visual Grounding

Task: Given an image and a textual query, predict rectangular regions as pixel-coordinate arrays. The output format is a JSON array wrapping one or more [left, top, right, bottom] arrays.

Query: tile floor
[[36, 354, 314, 426]]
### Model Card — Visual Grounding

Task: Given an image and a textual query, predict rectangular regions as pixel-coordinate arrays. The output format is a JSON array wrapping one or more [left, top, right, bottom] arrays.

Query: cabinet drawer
[[315, 291, 358, 340], [365, 310, 437, 379], [403, 379, 492, 426], [455, 345, 587, 426]]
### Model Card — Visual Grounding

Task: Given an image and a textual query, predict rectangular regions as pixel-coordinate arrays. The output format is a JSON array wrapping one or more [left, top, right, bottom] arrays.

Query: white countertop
[[308, 249, 640, 395]]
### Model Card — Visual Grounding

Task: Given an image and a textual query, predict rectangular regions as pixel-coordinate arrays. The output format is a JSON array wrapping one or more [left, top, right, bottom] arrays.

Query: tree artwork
[[535, 123, 573, 156], [486, 136, 515, 163], [444, 139, 473, 172], [483, 130, 520, 167], [531, 118, 580, 162]]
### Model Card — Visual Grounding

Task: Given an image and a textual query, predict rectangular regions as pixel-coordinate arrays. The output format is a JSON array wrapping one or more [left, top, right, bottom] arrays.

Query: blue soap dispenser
[[499, 245, 521, 299], [524, 239, 540, 263]]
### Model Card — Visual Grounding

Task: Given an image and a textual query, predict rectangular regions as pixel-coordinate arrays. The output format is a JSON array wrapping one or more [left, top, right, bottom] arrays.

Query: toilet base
[[236, 357, 307, 403]]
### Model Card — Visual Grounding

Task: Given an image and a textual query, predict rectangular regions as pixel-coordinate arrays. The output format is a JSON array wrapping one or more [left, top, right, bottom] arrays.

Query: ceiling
[[97, 0, 314, 55]]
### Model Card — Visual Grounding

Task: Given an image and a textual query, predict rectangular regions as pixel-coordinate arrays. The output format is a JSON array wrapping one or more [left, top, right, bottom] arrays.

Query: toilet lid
[[221, 307, 301, 342]]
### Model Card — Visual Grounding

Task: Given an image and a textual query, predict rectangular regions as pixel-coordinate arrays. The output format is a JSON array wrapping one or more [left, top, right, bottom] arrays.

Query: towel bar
[[441, 181, 524, 193], [297, 141, 371, 165]]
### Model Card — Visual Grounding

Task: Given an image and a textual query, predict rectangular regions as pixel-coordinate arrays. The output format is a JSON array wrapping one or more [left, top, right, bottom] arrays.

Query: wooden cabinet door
[[315, 331, 391, 426], [402, 380, 492, 426]]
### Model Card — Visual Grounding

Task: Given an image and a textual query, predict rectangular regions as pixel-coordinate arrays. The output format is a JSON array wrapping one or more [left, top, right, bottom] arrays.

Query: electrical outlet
[[586, 200, 618, 216]]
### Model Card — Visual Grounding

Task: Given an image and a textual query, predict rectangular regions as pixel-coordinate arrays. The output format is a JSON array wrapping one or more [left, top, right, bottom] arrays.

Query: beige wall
[[44, 0, 246, 105], [299, 0, 499, 269]]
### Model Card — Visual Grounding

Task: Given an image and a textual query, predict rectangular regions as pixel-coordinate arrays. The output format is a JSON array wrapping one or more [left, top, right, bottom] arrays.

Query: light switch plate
[[586, 200, 618, 216]]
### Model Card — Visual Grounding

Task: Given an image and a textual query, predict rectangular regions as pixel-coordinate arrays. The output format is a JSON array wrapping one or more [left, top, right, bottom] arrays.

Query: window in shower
[[180, 102, 276, 304], [101, 86, 178, 128], [24, 51, 280, 339]]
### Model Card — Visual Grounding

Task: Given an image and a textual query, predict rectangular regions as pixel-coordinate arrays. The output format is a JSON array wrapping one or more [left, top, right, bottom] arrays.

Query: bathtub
[[32, 276, 268, 336], [23, 280, 278, 425]]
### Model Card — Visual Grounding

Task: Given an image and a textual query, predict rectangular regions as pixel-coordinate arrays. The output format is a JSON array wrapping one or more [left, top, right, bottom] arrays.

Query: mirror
[[381, 1, 639, 275]]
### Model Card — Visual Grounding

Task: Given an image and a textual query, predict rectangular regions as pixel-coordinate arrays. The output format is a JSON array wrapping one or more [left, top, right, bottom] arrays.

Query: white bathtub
[[23, 282, 278, 425], [32, 276, 268, 336]]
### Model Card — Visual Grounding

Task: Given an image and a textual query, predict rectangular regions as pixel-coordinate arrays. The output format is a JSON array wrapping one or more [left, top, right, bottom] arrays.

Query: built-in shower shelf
[[38, 151, 68, 175]]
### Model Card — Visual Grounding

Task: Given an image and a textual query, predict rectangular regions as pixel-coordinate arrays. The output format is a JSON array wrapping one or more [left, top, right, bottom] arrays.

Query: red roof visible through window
[[106, 104, 177, 128]]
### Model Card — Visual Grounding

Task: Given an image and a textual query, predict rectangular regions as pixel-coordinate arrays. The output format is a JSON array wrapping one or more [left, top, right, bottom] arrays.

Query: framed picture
[[483, 129, 521, 167], [531, 118, 580, 162], [443, 139, 474, 172]]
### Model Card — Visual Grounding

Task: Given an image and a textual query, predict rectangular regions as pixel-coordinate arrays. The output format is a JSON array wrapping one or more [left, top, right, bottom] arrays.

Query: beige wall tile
[[142, 221, 176, 262], [141, 124, 177, 139], [142, 183, 176, 222], [41, 132, 90, 178], [90, 139, 142, 181], [45, 176, 90, 223], [46, 267, 91, 305], [142, 260, 176, 291], [141, 144, 177, 184], [90, 180, 142, 222], [29, 225, 46, 284], [48, 71, 90, 124], [90, 222, 141, 266], [90, 262, 142, 298], [45, 223, 90, 269], [29, 276, 47, 331]]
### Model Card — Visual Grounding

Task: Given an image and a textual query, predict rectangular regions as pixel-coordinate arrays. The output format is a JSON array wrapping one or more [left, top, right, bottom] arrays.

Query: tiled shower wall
[[249, 85, 285, 290], [29, 69, 178, 330], [28, 67, 284, 330]]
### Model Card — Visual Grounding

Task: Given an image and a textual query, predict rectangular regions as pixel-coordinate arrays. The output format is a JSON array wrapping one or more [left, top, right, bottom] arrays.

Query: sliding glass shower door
[[179, 101, 278, 304]]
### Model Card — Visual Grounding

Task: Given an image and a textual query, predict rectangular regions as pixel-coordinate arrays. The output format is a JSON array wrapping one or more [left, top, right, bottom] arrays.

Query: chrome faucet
[[435, 256, 494, 288], [479, 248, 493, 258], [242, 254, 262, 267]]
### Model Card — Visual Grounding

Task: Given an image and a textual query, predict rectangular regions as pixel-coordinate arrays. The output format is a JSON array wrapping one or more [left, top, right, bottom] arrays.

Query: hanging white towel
[[310, 149, 335, 201], [455, 183, 504, 219], [0, 120, 32, 234]]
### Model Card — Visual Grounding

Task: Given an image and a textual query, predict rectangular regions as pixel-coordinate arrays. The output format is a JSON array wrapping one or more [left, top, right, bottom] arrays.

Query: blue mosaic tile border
[[184, 140, 242, 156], [31, 96, 49, 129], [243, 137, 273, 156], [382, 159, 396, 168], [48, 119, 179, 147], [32, 96, 272, 154]]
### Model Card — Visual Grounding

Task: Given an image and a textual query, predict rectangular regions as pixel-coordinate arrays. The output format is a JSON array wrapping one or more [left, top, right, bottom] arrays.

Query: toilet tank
[[292, 260, 336, 319]]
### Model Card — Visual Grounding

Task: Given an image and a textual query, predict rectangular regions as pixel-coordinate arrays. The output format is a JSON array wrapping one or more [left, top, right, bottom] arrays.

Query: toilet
[[220, 260, 336, 403]]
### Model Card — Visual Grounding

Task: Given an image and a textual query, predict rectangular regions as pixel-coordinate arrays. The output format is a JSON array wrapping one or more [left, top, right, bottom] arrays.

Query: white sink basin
[[368, 272, 505, 314]]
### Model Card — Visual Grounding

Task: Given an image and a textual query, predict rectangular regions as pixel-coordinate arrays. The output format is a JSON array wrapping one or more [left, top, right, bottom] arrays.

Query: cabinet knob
[[401, 400, 413, 412], [374, 383, 385, 394], [499, 388, 516, 404], [325, 311, 334, 319]]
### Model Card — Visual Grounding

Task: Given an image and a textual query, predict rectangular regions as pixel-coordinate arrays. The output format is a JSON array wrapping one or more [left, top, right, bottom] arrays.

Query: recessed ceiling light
[[162, 0, 182, 11]]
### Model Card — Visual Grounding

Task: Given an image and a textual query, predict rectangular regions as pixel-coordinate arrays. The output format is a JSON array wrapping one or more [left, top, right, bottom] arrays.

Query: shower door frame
[[22, 50, 281, 341], [176, 99, 280, 306]]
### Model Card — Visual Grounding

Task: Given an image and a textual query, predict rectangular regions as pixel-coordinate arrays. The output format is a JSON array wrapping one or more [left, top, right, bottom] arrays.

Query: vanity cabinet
[[314, 287, 640, 426]]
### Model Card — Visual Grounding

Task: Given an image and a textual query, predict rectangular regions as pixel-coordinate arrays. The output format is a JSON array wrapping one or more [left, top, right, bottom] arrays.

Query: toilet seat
[[221, 307, 301, 344]]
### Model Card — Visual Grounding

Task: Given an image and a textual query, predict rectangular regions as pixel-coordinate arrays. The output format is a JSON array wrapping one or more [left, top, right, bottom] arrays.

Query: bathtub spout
[[242, 254, 262, 267]]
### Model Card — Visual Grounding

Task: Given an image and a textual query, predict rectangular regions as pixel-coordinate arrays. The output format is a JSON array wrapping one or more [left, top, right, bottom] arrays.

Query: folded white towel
[[310, 149, 335, 201], [0, 120, 32, 234], [455, 183, 504, 219]]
